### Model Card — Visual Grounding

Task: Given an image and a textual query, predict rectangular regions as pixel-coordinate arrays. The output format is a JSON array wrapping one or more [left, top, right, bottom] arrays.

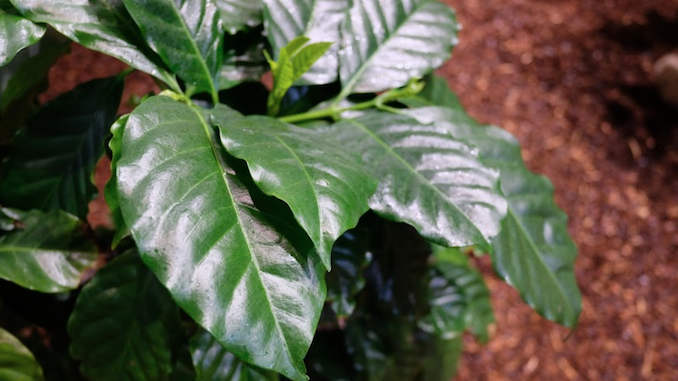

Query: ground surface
[[38, 0, 678, 380]]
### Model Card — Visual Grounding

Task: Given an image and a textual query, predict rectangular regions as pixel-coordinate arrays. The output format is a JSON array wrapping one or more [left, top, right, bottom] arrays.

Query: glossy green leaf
[[0, 2, 45, 67], [190, 328, 278, 381], [122, 0, 223, 101], [0, 327, 44, 381], [216, 115, 376, 269], [0, 75, 125, 219], [332, 112, 507, 249], [406, 106, 582, 327], [104, 114, 130, 248], [263, 0, 347, 84], [424, 247, 494, 342], [0, 208, 97, 293], [215, 0, 263, 34], [0, 42, 69, 112], [10, 0, 176, 87], [337, 0, 459, 98], [116, 96, 326, 381], [68, 250, 181, 381], [326, 228, 371, 318], [399, 73, 462, 109]]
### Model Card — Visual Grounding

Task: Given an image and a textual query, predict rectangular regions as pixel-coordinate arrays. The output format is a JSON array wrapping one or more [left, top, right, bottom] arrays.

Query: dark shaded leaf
[[332, 111, 507, 250], [338, 0, 459, 97], [122, 0, 223, 101], [326, 228, 371, 318], [0, 327, 44, 381], [115, 96, 326, 381], [0, 208, 97, 293], [68, 250, 181, 381], [11, 0, 176, 87], [215, 115, 376, 269], [189, 328, 278, 381], [0, 75, 125, 219], [406, 106, 581, 327]]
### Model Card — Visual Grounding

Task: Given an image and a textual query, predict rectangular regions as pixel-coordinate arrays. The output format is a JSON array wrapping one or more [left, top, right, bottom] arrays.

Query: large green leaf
[[215, 0, 263, 34], [337, 0, 458, 98], [0, 4, 45, 67], [215, 115, 376, 269], [116, 96, 326, 381], [122, 0, 223, 101], [68, 250, 181, 381], [0, 75, 125, 219], [406, 106, 581, 327], [331, 112, 506, 250], [190, 328, 278, 381], [0, 327, 44, 381], [263, 0, 347, 84], [10, 0, 176, 87], [104, 114, 130, 248], [0, 208, 97, 293]]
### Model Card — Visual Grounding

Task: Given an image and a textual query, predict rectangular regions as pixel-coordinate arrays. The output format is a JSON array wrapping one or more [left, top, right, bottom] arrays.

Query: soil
[[37, 0, 678, 379]]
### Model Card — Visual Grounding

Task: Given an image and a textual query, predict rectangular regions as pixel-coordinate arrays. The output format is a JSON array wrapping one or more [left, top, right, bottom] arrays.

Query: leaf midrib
[[503, 207, 575, 320], [345, 118, 487, 245], [337, 0, 431, 100], [189, 104, 299, 376]]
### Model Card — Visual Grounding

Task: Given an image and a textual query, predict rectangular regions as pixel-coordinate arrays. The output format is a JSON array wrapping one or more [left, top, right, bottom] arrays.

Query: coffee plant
[[0, 0, 582, 380]]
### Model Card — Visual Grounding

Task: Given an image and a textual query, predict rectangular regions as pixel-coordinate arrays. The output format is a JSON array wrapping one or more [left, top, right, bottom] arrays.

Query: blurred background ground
[[38, 0, 678, 380]]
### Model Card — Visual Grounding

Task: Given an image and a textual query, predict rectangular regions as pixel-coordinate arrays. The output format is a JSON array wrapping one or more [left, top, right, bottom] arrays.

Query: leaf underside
[[116, 96, 325, 381]]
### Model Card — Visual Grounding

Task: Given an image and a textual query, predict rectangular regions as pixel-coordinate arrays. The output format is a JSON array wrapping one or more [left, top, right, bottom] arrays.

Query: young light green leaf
[[331, 112, 507, 250], [405, 106, 582, 328], [104, 114, 130, 249], [267, 38, 332, 115], [0, 5, 45, 67], [0, 208, 97, 293], [116, 96, 326, 381], [68, 250, 182, 381], [215, 115, 376, 270], [190, 328, 279, 381], [122, 0, 223, 102], [338, 0, 459, 99], [399, 73, 463, 109], [263, 0, 347, 84], [0, 75, 125, 220], [10, 0, 177, 87], [0, 327, 45, 381], [215, 0, 263, 34]]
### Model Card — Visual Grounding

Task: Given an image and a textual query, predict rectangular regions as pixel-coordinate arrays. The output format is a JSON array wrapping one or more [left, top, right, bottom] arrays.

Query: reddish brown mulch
[[442, 0, 678, 380], [39, 0, 678, 379]]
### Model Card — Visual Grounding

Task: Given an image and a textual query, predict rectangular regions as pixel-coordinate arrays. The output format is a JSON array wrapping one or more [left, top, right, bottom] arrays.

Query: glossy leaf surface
[[0, 75, 124, 219], [263, 0, 347, 84], [0, 5, 45, 67], [406, 106, 581, 327], [338, 0, 458, 96], [0, 208, 97, 293], [122, 0, 223, 100], [116, 96, 326, 381], [190, 328, 278, 381], [215, 0, 263, 34], [10, 0, 175, 86], [332, 112, 507, 249], [68, 251, 181, 381], [104, 114, 130, 249], [216, 115, 376, 269], [0, 327, 44, 381]]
